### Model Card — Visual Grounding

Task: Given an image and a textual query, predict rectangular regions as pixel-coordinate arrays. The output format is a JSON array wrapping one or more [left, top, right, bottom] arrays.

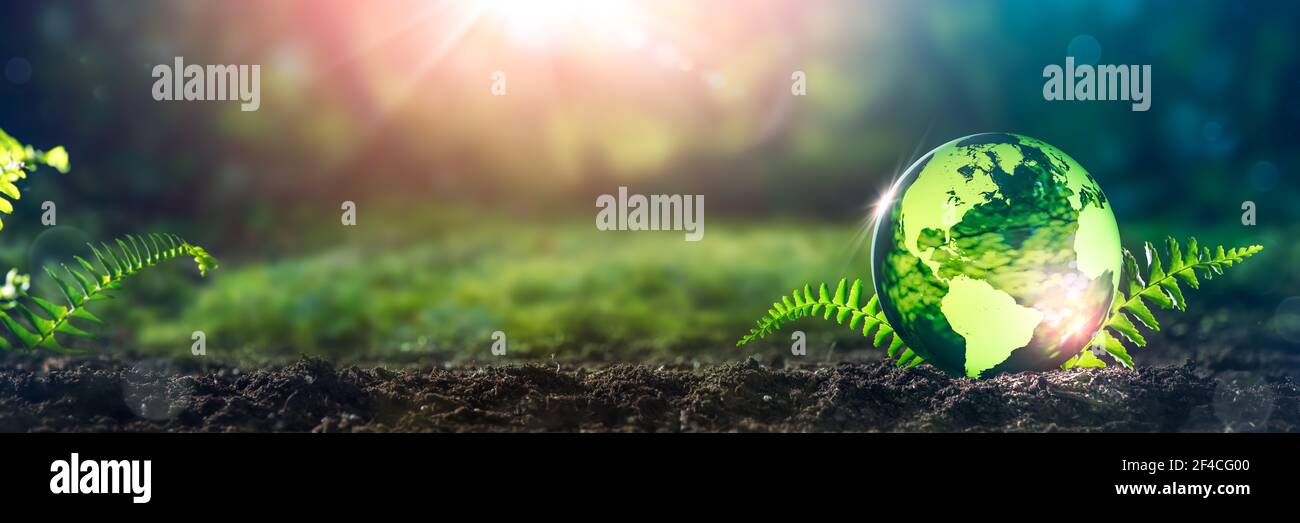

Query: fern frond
[[1067, 237, 1262, 369], [0, 233, 217, 353], [0, 128, 70, 232], [737, 278, 923, 368]]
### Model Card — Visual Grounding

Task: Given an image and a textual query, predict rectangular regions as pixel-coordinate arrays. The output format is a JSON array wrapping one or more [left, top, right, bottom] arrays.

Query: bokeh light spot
[[4, 57, 32, 84], [1272, 296, 1300, 344], [1247, 161, 1279, 192], [1212, 371, 1276, 432], [1067, 34, 1101, 65]]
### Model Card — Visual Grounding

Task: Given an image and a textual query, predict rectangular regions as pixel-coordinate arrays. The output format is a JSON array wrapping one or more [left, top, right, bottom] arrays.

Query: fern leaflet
[[0, 233, 218, 353], [736, 277, 923, 368]]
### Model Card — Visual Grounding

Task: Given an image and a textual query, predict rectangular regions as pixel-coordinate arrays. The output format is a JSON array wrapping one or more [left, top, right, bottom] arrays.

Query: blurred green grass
[[127, 217, 877, 364]]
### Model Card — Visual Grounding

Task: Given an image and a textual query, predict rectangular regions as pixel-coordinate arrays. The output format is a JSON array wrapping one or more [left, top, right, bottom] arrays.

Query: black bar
[[3, 433, 1292, 511]]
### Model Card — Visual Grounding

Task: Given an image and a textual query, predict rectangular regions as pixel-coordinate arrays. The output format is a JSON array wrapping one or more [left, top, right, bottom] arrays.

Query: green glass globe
[[870, 133, 1121, 378]]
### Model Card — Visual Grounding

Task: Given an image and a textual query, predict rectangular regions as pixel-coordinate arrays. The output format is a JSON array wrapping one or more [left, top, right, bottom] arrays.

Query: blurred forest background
[[0, 0, 1295, 367]]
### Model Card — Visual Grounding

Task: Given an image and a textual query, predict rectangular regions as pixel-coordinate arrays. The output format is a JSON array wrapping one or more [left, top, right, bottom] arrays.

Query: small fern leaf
[[15, 303, 55, 336], [1139, 282, 1174, 310], [1165, 237, 1183, 273], [1122, 250, 1145, 297], [846, 279, 862, 309], [887, 333, 904, 358], [128, 236, 147, 267], [832, 278, 847, 306], [74, 256, 104, 283], [190, 241, 224, 275], [1121, 296, 1159, 332], [148, 234, 164, 263], [861, 317, 880, 338], [1144, 241, 1166, 282], [55, 321, 95, 339], [95, 242, 123, 278], [0, 311, 40, 349], [1063, 347, 1107, 369], [64, 264, 97, 298], [27, 295, 67, 320], [1105, 310, 1147, 347], [118, 237, 136, 269], [68, 306, 102, 324], [1184, 237, 1200, 265], [848, 311, 864, 330], [44, 267, 84, 308], [1100, 330, 1134, 368], [864, 294, 880, 315], [895, 347, 916, 367], [873, 323, 894, 348], [1175, 262, 1200, 289], [1158, 278, 1186, 311]]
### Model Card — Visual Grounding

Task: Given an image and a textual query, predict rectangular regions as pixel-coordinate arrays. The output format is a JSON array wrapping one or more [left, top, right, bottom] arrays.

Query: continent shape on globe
[[870, 133, 1121, 378]]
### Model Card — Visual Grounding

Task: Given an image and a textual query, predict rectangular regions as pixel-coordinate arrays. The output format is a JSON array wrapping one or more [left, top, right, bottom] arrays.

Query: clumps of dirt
[[0, 357, 1295, 432]]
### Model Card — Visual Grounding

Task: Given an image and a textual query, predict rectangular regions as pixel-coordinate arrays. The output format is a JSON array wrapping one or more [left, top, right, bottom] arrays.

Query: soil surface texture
[[1, 355, 1294, 432]]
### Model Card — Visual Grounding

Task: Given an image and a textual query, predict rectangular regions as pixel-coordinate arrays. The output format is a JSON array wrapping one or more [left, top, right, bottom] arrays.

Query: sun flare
[[484, 0, 639, 45]]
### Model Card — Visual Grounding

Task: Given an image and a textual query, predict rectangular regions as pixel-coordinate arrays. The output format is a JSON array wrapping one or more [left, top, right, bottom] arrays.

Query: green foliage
[[0, 128, 70, 231], [1064, 237, 1263, 369], [133, 221, 849, 361], [186, 245, 219, 277], [736, 277, 923, 368], [0, 234, 216, 353]]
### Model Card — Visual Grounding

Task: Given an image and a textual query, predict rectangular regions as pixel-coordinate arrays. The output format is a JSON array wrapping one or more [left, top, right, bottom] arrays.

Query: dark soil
[[1, 355, 1295, 432]]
